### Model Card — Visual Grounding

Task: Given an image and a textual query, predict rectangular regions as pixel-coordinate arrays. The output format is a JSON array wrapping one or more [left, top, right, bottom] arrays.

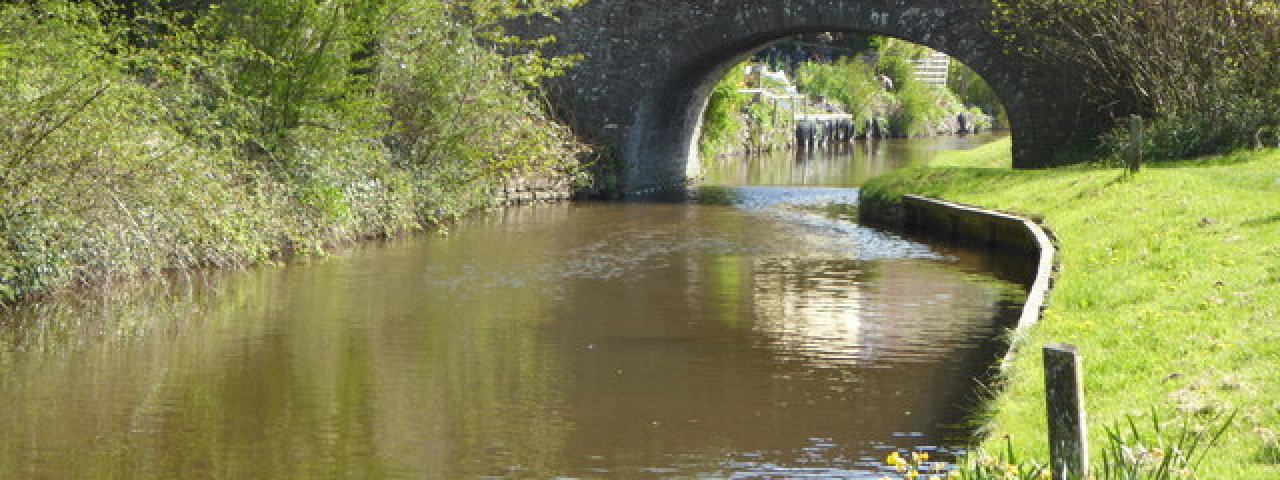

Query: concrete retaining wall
[[861, 194, 1058, 348]]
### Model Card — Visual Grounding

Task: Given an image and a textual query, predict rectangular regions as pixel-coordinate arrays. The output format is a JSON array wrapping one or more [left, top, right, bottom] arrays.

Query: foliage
[[990, 0, 1280, 162], [949, 60, 1008, 130], [741, 99, 791, 152], [795, 58, 888, 134], [862, 140, 1280, 478], [0, 1, 269, 297], [888, 81, 964, 138], [794, 39, 975, 138], [702, 35, 999, 156], [377, 0, 586, 221], [698, 68, 748, 159], [1097, 411, 1235, 479], [936, 411, 1234, 480], [873, 37, 931, 91], [698, 65, 796, 158], [0, 0, 586, 302]]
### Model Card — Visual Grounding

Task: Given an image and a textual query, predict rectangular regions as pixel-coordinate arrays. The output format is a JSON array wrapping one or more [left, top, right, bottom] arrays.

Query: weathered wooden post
[[1044, 343, 1088, 480], [1128, 115, 1144, 174]]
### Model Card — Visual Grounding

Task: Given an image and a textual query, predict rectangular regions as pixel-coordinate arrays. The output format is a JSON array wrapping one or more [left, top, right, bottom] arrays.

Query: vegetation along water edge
[[863, 2, 1280, 476], [0, 0, 587, 303], [861, 137, 1280, 478]]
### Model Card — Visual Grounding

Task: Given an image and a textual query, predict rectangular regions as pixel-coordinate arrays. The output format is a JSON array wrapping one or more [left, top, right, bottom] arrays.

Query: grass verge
[[861, 137, 1280, 478]]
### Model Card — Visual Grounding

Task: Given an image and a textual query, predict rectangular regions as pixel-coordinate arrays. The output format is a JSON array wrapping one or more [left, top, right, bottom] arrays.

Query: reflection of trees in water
[[702, 133, 1010, 187], [0, 217, 575, 479], [750, 257, 1020, 367], [0, 201, 1029, 479]]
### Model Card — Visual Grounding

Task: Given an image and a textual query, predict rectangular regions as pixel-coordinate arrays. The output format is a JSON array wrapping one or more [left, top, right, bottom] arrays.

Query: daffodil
[[888, 451, 910, 472], [888, 451, 903, 466], [1004, 463, 1020, 476]]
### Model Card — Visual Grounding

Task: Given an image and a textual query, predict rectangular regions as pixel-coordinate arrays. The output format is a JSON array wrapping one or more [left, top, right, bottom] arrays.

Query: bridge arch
[[522, 1, 1102, 192]]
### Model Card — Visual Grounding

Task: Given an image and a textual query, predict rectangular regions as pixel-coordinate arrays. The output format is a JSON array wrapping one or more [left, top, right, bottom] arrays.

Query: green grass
[[927, 137, 1015, 168], [862, 138, 1280, 478]]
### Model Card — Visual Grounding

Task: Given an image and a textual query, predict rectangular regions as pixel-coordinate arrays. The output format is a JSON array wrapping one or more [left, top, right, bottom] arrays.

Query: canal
[[0, 135, 1026, 478]]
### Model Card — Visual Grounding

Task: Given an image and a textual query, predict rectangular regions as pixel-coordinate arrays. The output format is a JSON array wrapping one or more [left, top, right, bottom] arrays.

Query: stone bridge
[[519, 0, 1108, 192]]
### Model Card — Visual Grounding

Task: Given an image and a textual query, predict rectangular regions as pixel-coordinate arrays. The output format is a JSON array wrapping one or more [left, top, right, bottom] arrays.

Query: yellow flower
[[888, 451, 903, 466], [888, 451, 910, 471]]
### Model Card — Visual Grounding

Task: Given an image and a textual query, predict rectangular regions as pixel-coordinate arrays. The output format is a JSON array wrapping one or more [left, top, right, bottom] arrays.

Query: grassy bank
[[862, 138, 1280, 478]]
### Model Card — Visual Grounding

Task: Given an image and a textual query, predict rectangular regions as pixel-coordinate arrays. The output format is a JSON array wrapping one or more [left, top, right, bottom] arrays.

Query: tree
[[990, 0, 1280, 160]]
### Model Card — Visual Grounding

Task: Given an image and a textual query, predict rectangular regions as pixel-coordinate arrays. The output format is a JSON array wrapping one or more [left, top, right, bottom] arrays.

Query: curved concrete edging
[[863, 194, 1060, 365]]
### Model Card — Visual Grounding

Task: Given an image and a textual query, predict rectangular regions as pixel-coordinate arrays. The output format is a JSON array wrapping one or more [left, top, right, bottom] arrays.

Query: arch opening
[[638, 28, 1021, 191], [686, 32, 1012, 175], [519, 1, 1104, 193]]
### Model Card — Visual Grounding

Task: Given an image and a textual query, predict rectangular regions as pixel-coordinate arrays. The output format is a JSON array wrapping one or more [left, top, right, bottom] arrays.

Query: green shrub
[[949, 60, 1008, 130], [793, 37, 976, 138], [795, 58, 888, 134], [889, 81, 963, 137], [698, 68, 748, 159], [991, 0, 1280, 162], [0, 0, 586, 302]]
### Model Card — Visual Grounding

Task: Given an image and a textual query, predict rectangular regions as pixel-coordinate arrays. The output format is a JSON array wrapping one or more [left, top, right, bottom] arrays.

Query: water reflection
[[752, 257, 1022, 368], [0, 137, 1025, 478], [703, 133, 1008, 187]]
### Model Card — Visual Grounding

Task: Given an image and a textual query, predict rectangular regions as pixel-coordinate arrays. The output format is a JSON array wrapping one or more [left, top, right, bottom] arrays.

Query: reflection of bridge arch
[[750, 258, 1015, 368], [520, 1, 1108, 191]]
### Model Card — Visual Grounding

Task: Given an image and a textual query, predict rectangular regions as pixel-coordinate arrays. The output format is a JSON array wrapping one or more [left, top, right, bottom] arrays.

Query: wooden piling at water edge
[[1044, 343, 1088, 480]]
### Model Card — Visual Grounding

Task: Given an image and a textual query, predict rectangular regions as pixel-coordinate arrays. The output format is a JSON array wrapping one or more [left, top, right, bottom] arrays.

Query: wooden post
[[1128, 115, 1144, 174], [1045, 343, 1088, 480]]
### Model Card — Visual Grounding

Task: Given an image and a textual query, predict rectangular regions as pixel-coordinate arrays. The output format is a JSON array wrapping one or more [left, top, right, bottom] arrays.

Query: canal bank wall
[[859, 194, 1059, 361], [493, 175, 575, 207]]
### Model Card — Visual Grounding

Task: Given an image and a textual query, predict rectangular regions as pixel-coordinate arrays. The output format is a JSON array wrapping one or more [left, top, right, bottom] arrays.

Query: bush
[[889, 81, 964, 138], [949, 60, 1008, 129], [698, 67, 749, 158], [0, 0, 586, 302], [794, 38, 976, 138], [795, 58, 888, 134], [990, 0, 1280, 162]]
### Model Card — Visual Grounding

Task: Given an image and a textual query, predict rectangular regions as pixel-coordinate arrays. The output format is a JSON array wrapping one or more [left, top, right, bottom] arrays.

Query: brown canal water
[[0, 136, 1027, 478]]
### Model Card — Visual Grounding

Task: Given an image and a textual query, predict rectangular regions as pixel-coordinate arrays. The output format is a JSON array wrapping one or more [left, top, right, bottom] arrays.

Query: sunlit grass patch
[[861, 141, 1280, 478], [927, 138, 1015, 169]]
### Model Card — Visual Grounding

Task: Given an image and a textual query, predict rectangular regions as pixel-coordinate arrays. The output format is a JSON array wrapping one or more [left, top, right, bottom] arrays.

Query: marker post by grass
[[1128, 115, 1144, 175], [1044, 343, 1088, 480], [860, 137, 1280, 478]]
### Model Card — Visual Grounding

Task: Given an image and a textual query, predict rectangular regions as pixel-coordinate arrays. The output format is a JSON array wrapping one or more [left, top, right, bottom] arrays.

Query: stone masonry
[[517, 0, 1108, 192]]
